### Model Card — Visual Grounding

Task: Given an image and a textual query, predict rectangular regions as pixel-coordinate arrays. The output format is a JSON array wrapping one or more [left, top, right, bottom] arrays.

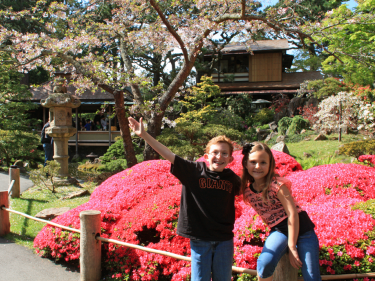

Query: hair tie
[[242, 143, 254, 155]]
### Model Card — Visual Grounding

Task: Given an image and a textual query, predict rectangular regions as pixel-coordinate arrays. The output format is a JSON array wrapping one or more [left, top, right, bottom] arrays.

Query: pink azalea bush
[[358, 155, 375, 167], [34, 150, 375, 280]]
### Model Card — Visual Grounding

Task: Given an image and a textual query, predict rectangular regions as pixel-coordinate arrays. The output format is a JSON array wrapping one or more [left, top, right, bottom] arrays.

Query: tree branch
[[148, 0, 189, 62]]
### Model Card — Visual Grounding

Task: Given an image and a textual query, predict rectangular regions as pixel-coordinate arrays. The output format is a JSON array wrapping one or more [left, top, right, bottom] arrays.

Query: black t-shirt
[[171, 155, 241, 241]]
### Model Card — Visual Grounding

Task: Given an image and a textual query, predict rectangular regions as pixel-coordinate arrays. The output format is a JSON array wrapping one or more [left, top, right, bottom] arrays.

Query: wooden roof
[[207, 39, 290, 55], [218, 72, 323, 93]]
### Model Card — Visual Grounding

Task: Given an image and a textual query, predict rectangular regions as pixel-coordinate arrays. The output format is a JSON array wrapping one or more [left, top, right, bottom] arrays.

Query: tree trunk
[[113, 91, 138, 168], [144, 113, 164, 160]]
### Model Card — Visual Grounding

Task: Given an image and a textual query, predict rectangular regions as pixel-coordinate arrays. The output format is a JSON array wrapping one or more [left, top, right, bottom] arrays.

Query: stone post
[[80, 210, 101, 281], [40, 76, 81, 185], [9, 165, 20, 198], [273, 252, 298, 281], [0, 191, 10, 236]]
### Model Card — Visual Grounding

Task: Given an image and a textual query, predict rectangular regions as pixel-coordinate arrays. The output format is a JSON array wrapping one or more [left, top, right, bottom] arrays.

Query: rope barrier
[[96, 236, 257, 275], [8, 180, 15, 195], [2, 205, 375, 280], [299, 272, 375, 281], [1, 206, 80, 234]]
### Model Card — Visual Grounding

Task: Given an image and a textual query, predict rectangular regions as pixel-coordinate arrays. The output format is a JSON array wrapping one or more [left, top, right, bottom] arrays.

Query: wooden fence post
[[9, 165, 20, 198], [80, 210, 101, 281], [273, 252, 298, 281], [0, 191, 10, 236]]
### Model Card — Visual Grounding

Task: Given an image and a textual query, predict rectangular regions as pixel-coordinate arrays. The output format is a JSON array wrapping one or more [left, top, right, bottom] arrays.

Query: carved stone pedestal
[[41, 77, 81, 185]]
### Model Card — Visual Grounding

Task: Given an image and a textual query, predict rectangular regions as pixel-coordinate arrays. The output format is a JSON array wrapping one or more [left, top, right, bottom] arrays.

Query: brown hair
[[240, 142, 278, 201], [205, 135, 234, 156]]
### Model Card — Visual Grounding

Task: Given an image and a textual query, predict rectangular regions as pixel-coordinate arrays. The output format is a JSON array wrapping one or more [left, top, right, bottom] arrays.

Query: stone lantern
[[41, 77, 81, 185]]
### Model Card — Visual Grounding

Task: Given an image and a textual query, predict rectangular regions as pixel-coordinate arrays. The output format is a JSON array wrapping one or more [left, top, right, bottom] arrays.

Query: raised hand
[[128, 117, 144, 137]]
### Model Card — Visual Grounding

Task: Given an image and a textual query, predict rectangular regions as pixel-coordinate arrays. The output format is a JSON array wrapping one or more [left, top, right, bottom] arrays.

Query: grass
[[282, 132, 365, 170], [4, 182, 97, 250]]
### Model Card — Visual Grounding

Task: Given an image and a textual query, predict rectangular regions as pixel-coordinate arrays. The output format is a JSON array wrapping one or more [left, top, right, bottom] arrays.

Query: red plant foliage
[[269, 94, 290, 114], [297, 105, 319, 126], [358, 155, 375, 167], [34, 151, 375, 280]]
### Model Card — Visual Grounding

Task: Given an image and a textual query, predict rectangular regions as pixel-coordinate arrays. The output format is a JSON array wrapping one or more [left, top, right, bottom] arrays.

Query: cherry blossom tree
[[1, 0, 370, 166]]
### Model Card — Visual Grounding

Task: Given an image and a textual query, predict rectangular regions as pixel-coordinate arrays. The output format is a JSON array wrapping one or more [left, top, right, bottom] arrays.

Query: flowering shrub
[[34, 150, 375, 280], [314, 91, 375, 133], [358, 155, 375, 167]]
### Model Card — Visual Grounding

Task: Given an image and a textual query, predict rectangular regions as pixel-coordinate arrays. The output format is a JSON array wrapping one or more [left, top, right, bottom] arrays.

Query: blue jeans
[[257, 230, 321, 281], [43, 143, 53, 166], [190, 239, 233, 281]]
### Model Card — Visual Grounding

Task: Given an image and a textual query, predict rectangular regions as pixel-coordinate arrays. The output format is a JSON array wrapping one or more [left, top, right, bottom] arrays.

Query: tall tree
[[308, 0, 375, 85], [0, 51, 39, 165], [1, 0, 365, 167]]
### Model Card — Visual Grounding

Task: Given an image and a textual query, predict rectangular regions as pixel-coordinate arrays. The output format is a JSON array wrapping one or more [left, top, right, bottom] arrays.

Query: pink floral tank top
[[243, 177, 303, 228]]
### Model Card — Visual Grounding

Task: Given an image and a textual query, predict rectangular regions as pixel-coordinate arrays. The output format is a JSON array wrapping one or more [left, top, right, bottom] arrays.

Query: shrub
[[313, 91, 375, 133], [297, 105, 319, 128], [278, 117, 293, 135], [339, 140, 375, 158], [358, 155, 375, 167], [29, 161, 62, 193], [104, 159, 127, 172], [258, 124, 269, 130], [34, 153, 375, 280], [0, 129, 40, 166], [101, 137, 142, 164], [287, 116, 309, 135], [252, 108, 274, 126]]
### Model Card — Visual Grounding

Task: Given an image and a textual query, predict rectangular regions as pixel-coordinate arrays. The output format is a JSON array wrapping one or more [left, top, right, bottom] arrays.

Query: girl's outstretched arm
[[128, 117, 175, 164], [277, 185, 303, 269]]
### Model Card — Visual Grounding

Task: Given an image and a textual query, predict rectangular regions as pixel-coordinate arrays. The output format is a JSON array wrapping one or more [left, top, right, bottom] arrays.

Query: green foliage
[[252, 108, 274, 126], [160, 76, 245, 159], [311, 1, 375, 85], [299, 155, 340, 170], [0, 129, 41, 166], [225, 93, 253, 120], [235, 273, 257, 281], [0, 52, 41, 166], [101, 137, 143, 164], [0, 52, 39, 131], [179, 76, 222, 111], [258, 124, 269, 130], [158, 124, 244, 160], [338, 140, 375, 158], [287, 116, 309, 135], [352, 199, 375, 219], [278, 117, 293, 135], [29, 161, 63, 193], [307, 78, 352, 99], [104, 159, 128, 173], [210, 109, 247, 131]]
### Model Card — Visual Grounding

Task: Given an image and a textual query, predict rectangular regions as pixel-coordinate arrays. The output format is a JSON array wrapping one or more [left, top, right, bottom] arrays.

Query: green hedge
[[339, 140, 375, 158]]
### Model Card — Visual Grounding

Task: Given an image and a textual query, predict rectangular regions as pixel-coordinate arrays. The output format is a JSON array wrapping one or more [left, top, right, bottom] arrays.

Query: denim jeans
[[190, 238, 233, 281], [257, 230, 321, 281], [43, 143, 53, 166]]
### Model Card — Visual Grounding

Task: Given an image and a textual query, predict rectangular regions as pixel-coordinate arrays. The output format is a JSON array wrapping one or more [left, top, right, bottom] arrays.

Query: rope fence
[[1, 190, 375, 281]]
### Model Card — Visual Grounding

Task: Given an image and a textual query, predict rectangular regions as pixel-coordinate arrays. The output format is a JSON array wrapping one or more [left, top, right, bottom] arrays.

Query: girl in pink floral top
[[241, 142, 321, 281]]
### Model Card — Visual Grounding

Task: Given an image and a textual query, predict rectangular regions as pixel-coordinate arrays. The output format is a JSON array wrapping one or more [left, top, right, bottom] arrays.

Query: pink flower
[[33, 151, 375, 279]]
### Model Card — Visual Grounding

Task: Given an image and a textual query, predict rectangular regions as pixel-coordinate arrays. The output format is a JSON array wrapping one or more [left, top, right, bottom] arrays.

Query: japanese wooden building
[[200, 39, 323, 99]]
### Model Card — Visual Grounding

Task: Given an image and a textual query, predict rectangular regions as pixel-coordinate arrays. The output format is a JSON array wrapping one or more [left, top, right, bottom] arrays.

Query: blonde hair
[[205, 135, 234, 156], [240, 142, 278, 201]]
